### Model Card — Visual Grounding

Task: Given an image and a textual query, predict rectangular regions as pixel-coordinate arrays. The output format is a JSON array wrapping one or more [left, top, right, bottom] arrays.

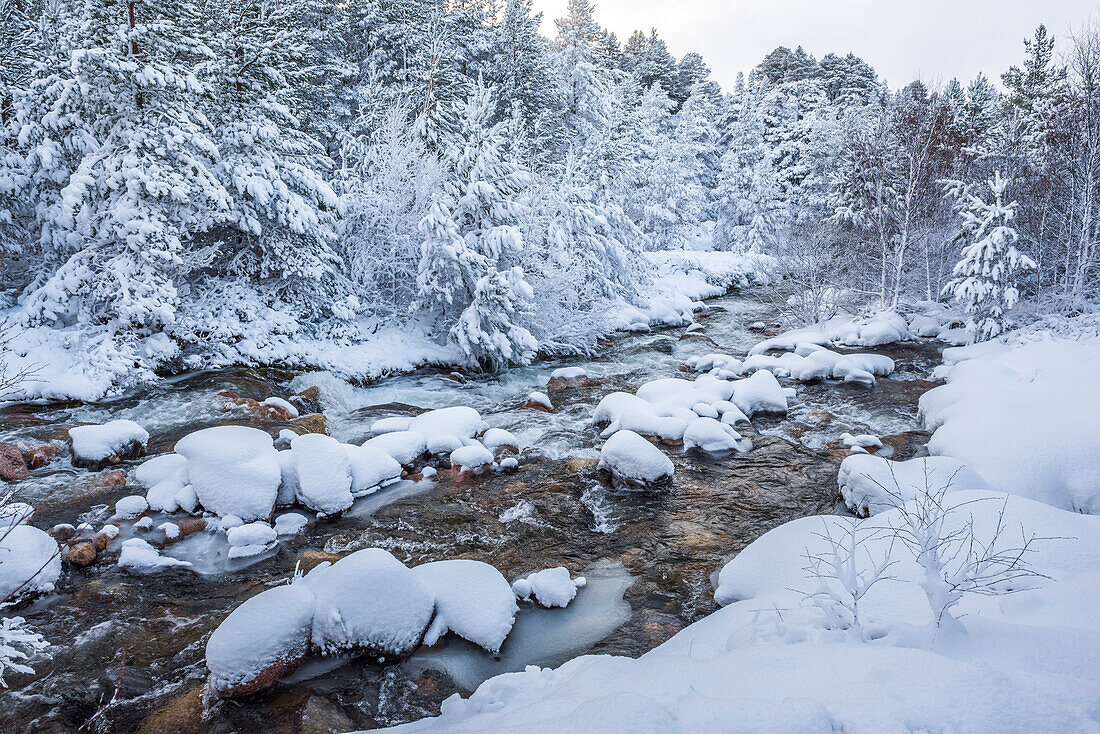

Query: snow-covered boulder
[[450, 443, 495, 473], [598, 430, 674, 488], [363, 431, 427, 467], [409, 407, 488, 450], [274, 513, 308, 536], [412, 560, 518, 653], [174, 426, 281, 521], [261, 396, 299, 418], [371, 416, 412, 436], [839, 454, 992, 516], [730, 369, 789, 416], [0, 502, 34, 528], [526, 391, 553, 411], [480, 428, 519, 455], [512, 567, 586, 608], [133, 453, 189, 513], [0, 525, 60, 602], [344, 444, 402, 497], [226, 522, 278, 559], [69, 420, 148, 469], [206, 584, 316, 697], [113, 495, 148, 520], [117, 538, 192, 573], [308, 548, 435, 658], [683, 418, 750, 454], [291, 433, 353, 516]]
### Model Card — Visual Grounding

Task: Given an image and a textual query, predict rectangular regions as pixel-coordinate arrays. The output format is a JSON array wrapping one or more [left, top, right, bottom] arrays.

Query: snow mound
[[480, 428, 519, 454], [363, 431, 428, 467], [174, 426, 281, 520], [690, 346, 893, 385], [408, 407, 488, 452], [730, 369, 790, 416], [683, 417, 750, 454], [274, 513, 308, 536], [413, 560, 518, 653], [291, 433, 353, 515], [308, 548, 435, 657], [550, 366, 587, 380], [261, 396, 299, 417], [134, 453, 190, 513], [0, 525, 61, 602], [748, 312, 912, 356], [226, 522, 278, 559], [206, 583, 316, 697], [371, 416, 412, 436], [512, 567, 585, 608], [450, 443, 495, 473], [69, 420, 148, 467], [344, 444, 403, 497], [920, 338, 1100, 513], [838, 454, 991, 516], [117, 538, 192, 573], [598, 430, 674, 488], [527, 391, 553, 410], [113, 495, 148, 520]]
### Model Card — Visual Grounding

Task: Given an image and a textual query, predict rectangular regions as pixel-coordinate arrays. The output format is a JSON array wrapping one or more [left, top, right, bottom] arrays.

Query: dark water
[[0, 290, 943, 733]]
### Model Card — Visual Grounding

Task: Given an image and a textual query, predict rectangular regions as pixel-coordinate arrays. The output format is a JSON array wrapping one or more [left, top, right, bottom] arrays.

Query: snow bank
[[308, 548, 435, 657], [206, 583, 316, 697], [0, 525, 60, 602], [413, 560, 518, 654], [173, 426, 281, 520], [838, 454, 991, 516], [920, 337, 1100, 513], [512, 567, 586, 609], [598, 430, 673, 488], [69, 420, 148, 467]]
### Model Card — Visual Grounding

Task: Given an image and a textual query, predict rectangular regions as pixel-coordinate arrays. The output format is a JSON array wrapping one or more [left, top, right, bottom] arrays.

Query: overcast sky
[[533, 0, 1098, 90]]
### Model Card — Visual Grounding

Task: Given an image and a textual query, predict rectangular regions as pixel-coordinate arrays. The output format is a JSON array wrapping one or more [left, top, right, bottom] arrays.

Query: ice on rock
[[838, 454, 991, 516], [113, 495, 148, 520], [174, 426, 281, 521], [206, 584, 316, 697], [730, 369, 788, 417], [261, 397, 298, 417], [450, 443, 495, 473], [480, 428, 519, 454], [598, 430, 674, 488], [371, 416, 412, 436], [512, 567, 584, 608], [683, 418, 750, 454], [363, 431, 427, 467], [134, 453, 189, 512], [274, 513, 308, 536], [308, 548, 435, 657], [291, 433, 353, 515], [343, 444, 402, 497], [117, 538, 192, 573], [412, 560, 518, 653], [69, 419, 149, 467], [226, 521, 278, 559], [0, 525, 61, 602]]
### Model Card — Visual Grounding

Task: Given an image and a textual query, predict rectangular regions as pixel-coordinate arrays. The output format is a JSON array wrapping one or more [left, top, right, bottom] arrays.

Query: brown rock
[[524, 400, 553, 413], [174, 517, 208, 538], [297, 549, 342, 573], [641, 620, 682, 648], [264, 404, 297, 421], [92, 528, 118, 552], [0, 441, 30, 481], [91, 469, 128, 489], [546, 376, 599, 391], [22, 443, 61, 469], [299, 694, 355, 734], [288, 413, 329, 436], [562, 457, 598, 475], [64, 541, 97, 567], [214, 390, 261, 411], [50, 524, 77, 543], [137, 686, 206, 734], [291, 386, 324, 415]]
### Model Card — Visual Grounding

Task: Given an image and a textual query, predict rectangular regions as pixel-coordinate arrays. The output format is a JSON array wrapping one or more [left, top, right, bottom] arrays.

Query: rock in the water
[[173, 426, 280, 521], [69, 420, 148, 470], [63, 541, 97, 568], [289, 413, 329, 436], [291, 433, 353, 515], [21, 442, 60, 469], [308, 548, 434, 659], [0, 441, 30, 481], [0, 525, 61, 602], [297, 550, 342, 574], [412, 559, 518, 653], [206, 584, 316, 697], [290, 386, 324, 416], [598, 430, 674, 488]]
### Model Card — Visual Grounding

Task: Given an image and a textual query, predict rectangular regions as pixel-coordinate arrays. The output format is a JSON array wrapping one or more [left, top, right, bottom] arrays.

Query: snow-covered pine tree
[[202, 0, 340, 322], [0, 0, 40, 263], [554, 0, 615, 147], [414, 199, 483, 324], [451, 266, 537, 370], [943, 172, 1035, 342], [21, 0, 230, 360]]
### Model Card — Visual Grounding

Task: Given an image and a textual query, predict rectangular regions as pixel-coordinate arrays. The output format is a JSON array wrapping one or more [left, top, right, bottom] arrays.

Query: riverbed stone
[[289, 413, 329, 435], [298, 549, 343, 573], [0, 441, 29, 480], [64, 541, 98, 567]]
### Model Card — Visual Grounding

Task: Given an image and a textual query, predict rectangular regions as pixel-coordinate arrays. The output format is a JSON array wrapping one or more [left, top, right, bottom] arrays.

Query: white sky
[[533, 0, 1099, 90]]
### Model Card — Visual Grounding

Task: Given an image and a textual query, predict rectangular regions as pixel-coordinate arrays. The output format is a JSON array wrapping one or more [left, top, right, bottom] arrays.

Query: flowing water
[[0, 289, 943, 733]]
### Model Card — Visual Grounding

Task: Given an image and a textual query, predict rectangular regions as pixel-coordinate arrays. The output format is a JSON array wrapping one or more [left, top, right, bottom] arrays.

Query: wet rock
[[641, 619, 682, 647], [0, 441, 30, 481], [289, 413, 329, 436], [174, 517, 208, 538], [69, 422, 148, 470], [880, 430, 932, 461], [50, 524, 77, 543], [93, 469, 128, 489], [291, 386, 324, 415], [92, 527, 119, 552], [138, 686, 205, 734], [297, 549, 343, 573], [300, 694, 356, 734], [562, 457, 598, 475], [64, 541, 98, 567], [22, 442, 61, 469], [215, 390, 262, 412]]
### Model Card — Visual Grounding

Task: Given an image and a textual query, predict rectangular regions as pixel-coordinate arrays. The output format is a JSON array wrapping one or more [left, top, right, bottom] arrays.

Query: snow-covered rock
[[838, 454, 991, 516], [450, 443, 495, 473], [260, 396, 299, 418], [226, 522, 278, 559], [511, 567, 585, 609], [480, 428, 519, 455], [412, 560, 518, 653], [133, 453, 189, 513], [730, 369, 789, 416], [274, 513, 308, 536], [291, 433, 353, 515], [0, 525, 60, 602], [308, 548, 435, 658], [527, 391, 553, 410], [206, 584, 316, 697], [371, 416, 412, 436], [363, 431, 428, 467], [113, 495, 148, 520], [683, 418, 750, 454], [408, 407, 488, 448], [117, 538, 192, 573], [598, 431, 673, 488], [69, 420, 148, 469], [0, 502, 34, 528], [174, 426, 281, 521], [344, 444, 403, 497]]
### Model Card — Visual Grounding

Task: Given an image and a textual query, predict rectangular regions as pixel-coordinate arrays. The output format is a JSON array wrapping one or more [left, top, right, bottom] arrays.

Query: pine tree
[[451, 266, 537, 370], [0, 0, 40, 257], [943, 172, 1035, 342]]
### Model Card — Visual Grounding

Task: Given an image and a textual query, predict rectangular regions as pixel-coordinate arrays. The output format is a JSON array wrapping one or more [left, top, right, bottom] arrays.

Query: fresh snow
[[512, 567, 586, 609], [598, 430, 674, 487], [838, 454, 991, 516], [413, 560, 518, 654], [173, 426, 281, 520], [291, 433, 353, 515], [0, 525, 61, 602], [68, 420, 148, 464]]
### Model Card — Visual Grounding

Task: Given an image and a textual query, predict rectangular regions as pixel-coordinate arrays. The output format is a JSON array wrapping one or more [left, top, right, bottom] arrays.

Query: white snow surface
[[450, 443, 495, 472], [68, 420, 149, 462], [512, 567, 585, 609], [173, 426, 281, 520], [113, 495, 148, 520], [682, 417, 749, 454], [363, 431, 428, 467], [343, 444, 403, 497], [117, 538, 192, 573], [413, 560, 518, 653], [0, 525, 61, 601], [838, 454, 992, 516], [598, 430, 674, 487], [261, 396, 299, 417], [291, 433, 353, 515]]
